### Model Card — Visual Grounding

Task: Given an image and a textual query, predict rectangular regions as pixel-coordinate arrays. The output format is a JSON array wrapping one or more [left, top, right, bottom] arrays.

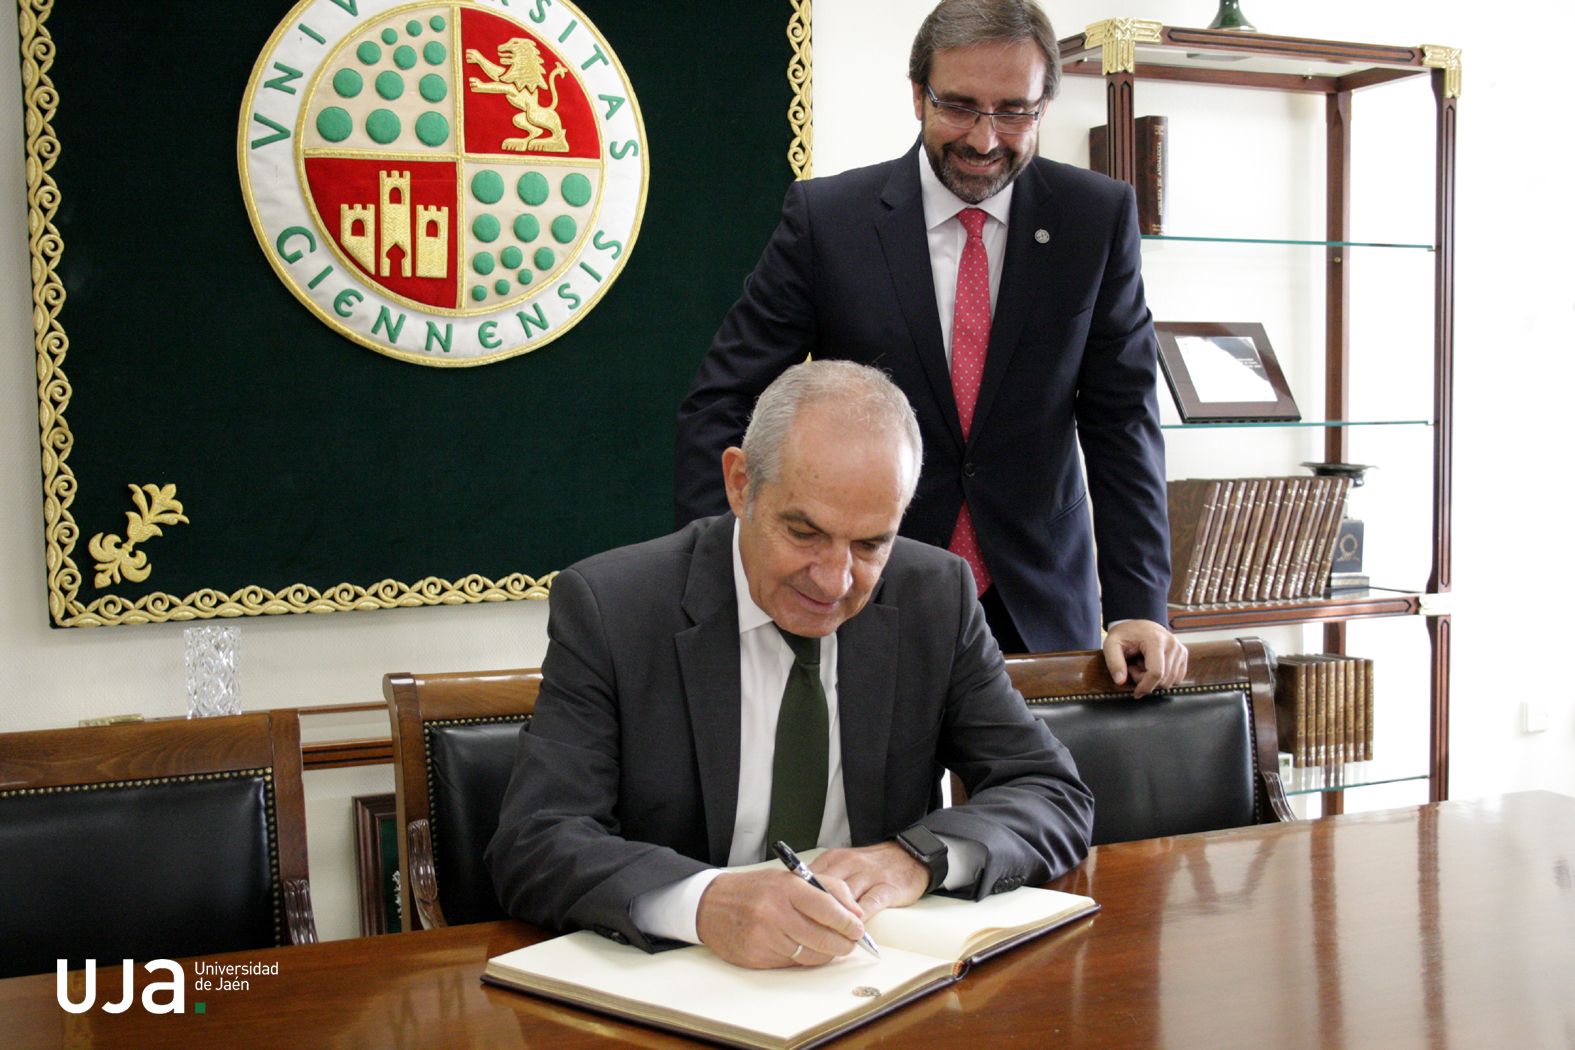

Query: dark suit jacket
[[674, 146, 1170, 652], [485, 514, 1093, 951]]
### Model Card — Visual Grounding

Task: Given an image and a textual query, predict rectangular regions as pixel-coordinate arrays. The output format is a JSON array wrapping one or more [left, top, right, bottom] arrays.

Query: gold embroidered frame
[[22, 0, 814, 627]]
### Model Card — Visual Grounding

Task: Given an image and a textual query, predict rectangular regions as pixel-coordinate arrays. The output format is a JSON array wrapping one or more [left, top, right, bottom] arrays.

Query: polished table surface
[[6, 791, 1573, 1049]]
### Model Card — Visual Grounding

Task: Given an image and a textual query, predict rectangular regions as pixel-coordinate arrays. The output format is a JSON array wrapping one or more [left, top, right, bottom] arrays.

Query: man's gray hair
[[741, 360, 923, 510], [908, 0, 1061, 101]]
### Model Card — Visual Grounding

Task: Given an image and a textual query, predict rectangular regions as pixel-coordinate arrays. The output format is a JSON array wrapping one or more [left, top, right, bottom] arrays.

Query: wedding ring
[[790, 943, 803, 960]]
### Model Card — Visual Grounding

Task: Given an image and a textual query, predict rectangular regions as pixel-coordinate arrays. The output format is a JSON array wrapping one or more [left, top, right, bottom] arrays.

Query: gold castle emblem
[[339, 170, 450, 280]]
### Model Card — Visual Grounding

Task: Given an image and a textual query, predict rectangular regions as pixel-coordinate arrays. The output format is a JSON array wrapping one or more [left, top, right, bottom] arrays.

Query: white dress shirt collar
[[916, 147, 1014, 233]]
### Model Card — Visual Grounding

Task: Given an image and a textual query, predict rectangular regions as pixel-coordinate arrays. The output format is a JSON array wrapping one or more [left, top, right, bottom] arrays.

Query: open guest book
[[483, 884, 1098, 1049]]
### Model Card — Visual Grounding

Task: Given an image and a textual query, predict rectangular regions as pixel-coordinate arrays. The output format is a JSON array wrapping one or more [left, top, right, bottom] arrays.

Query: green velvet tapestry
[[19, 0, 809, 626]]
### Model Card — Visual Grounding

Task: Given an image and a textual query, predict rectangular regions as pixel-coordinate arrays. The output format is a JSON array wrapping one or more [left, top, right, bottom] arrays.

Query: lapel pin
[[1034, 229, 1050, 244]]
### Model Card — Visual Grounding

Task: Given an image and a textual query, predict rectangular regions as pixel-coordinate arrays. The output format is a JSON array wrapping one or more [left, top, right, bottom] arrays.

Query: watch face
[[900, 826, 945, 861]]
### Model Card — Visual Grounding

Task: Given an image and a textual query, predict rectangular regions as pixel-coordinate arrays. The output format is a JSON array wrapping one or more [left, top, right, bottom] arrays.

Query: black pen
[[771, 840, 881, 958]]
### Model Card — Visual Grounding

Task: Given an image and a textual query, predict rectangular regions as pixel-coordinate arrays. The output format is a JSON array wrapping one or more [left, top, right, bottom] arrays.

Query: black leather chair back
[[1028, 686, 1260, 845], [424, 716, 530, 926], [0, 711, 314, 980], [1003, 638, 1289, 847]]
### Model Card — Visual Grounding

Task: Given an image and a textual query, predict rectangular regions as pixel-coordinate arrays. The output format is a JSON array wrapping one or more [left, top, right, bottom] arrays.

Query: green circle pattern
[[365, 109, 400, 144], [393, 45, 417, 71], [430, 15, 446, 31], [561, 173, 592, 207], [472, 171, 504, 205], [414, 112, 449, 147], [472, 214, 501, 243], [376, 71, 403, 100], [517, 172, 549, 206], [405, 19, 423, 36], [419, 74, 446, 102], [380, 28, 397, 45], [333, 69, 362, 98], [424, 42, 446, 66], [465, 170, 604, 301], [316, 107, 352, 142], [357, 41, 381, 64]]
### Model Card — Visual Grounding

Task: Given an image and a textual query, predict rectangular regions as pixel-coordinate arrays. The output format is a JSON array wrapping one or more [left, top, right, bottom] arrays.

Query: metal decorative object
[[1207, 0, 1256, 31]]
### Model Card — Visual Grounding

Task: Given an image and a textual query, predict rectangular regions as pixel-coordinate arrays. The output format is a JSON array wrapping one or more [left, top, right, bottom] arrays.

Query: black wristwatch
[[894, 824, 949, 895]]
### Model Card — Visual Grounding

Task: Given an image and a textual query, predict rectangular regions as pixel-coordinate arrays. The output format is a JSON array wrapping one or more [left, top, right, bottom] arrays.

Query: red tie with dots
[[948, 207, 992, 596]]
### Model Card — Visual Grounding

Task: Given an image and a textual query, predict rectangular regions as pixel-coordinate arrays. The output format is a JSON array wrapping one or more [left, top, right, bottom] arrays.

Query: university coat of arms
[[239, 0, 648, 366]]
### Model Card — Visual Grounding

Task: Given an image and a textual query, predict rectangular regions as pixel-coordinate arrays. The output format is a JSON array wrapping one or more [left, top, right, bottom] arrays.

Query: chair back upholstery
[[0, 710, 316, 978], [1005, 637, 1290, 845], [384, 668, 540, 929]]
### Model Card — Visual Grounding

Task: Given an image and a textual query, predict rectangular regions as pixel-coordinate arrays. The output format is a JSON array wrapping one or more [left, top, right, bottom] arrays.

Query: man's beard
[[925, 138, 1031, 204]]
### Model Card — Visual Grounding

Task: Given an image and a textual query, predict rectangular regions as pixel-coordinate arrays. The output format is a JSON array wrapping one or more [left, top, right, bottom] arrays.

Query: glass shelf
[[1161, 419, 1431, 431], [1144, 234, 1434, 251], [1280, 761, 1430, 797], [1168, 588, 1425, 632]]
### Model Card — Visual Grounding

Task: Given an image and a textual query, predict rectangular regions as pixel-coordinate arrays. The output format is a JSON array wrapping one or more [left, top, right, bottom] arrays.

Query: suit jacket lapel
[[676, 516, 744, 867], [875, 147, 965, 450], [973, 161, 1061, 440], [834, 595, 898, 845]]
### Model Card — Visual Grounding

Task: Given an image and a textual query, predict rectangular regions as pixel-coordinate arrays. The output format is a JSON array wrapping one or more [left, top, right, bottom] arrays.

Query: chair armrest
[[283, 878, 319, 945], [408, 818, 449, 929], [1261, 771, 1296, 824]]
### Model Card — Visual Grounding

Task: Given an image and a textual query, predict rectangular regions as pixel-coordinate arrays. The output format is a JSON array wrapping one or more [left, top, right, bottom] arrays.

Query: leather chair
[[1004, 637, 1292, 845], [384, 668, 540, 929], [0, 710, 317, 979]]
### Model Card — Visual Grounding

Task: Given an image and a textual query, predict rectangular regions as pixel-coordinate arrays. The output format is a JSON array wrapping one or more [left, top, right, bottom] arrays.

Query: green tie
[[765, 627, 830, 853]]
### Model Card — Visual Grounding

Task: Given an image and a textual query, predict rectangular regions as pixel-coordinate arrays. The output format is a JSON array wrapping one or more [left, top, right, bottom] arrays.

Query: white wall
[[2, 0, 1569, 939]]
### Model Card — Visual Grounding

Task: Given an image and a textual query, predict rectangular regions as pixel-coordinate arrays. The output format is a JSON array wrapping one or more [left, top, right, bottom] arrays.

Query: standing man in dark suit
[[674, 0, 1186, 691], [488, 361, 1092, 969]]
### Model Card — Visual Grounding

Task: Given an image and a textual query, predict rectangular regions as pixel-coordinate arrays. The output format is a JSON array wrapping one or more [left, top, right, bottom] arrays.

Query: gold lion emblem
[[466, 38, 571, 153]]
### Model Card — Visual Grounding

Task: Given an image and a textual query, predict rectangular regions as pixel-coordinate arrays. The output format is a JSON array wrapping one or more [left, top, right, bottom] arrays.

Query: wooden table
[[6, 792, 1572, 1048]]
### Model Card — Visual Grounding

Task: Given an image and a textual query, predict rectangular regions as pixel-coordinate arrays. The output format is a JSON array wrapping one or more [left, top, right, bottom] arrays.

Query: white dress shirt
[[917, 150, 1013, 364]]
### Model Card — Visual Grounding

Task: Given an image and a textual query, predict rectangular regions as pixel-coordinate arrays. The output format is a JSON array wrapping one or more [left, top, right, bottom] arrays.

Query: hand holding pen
[[772, 840, 881, 958]]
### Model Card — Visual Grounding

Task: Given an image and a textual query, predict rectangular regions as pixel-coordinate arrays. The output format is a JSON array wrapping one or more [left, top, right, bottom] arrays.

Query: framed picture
[[1155, 322, 1301, 423], [353, 794, 402, 937]]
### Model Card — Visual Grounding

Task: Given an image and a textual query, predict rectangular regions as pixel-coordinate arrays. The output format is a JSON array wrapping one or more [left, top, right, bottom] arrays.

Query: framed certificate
[[1155, 321, 1301, 424]]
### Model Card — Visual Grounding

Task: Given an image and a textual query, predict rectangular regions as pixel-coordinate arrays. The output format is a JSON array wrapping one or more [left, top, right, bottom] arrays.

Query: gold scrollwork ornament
[[88, 483, 189, 588]]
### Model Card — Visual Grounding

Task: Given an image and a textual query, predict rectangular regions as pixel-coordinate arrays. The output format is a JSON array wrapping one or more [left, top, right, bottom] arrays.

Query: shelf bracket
[[1083, 18, 1164, 75], [1421, 45, 1462, 99]]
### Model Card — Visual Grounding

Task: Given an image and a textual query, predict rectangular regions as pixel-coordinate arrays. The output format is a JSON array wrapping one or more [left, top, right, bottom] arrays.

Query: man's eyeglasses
[[923, 83, 1044, 135]]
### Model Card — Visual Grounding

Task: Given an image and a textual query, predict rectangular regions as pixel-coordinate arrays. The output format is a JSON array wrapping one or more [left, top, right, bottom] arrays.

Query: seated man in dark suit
[[487, 360, 1092, 969]]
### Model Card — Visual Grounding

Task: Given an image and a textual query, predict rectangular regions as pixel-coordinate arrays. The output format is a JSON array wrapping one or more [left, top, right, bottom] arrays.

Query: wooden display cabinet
[[1059, 20, 1457, 808]]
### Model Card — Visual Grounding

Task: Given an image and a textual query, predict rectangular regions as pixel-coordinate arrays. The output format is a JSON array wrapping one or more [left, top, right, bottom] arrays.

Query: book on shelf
[[1165, 475, 1352, 605], [1362, 657, 1374, 760], [1273, 653, 1375, 767], [483, 884, 1099, 1050], [1240, 477, 1285, 603], [1203, 479, 1249, 604], [1274, 657, 1308, 767], [1088, 115, 1167, 235], [1166, 478, 1222, 605], [1214, 477, 1259, 604]]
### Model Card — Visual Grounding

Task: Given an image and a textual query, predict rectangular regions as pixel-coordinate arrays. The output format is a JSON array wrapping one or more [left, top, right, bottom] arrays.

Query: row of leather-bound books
[[1166, 476, 1352, 606], [1273, 653, 1375, 768]]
